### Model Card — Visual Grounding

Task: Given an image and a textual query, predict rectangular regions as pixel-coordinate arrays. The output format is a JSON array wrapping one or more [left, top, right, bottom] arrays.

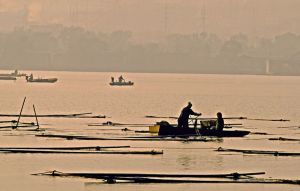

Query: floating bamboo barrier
[[145, 115, 289, 122], [33, 170, 300, 185], [0, 149, 162, 155], [33, 170, 265, 179], [0, 124, 38, 129], [88, 121, 158, 127], [269, 137, 300, 141], [0, 146, 130, 150], [36, 134, 209, 142], [216, 147, 300, 156], [0, 112, 106, 118]]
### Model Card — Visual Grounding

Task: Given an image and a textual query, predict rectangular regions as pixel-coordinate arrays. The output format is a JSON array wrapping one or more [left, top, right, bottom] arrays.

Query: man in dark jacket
[[216, 112, 224, 132], [177, 102, 201, 128]]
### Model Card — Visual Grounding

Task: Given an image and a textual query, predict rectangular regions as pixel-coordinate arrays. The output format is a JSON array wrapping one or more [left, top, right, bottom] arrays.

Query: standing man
[[216, 112, 224, 132], [177, 102, 201, 128]]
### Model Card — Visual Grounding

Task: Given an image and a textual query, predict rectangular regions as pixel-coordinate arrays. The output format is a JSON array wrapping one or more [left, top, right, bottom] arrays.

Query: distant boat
[[110, 76, 134, 86], [109, 81, 134, 86], [0, 70, 26, 77], [26, 74, 57, 83], [0, 76, 17, 81]]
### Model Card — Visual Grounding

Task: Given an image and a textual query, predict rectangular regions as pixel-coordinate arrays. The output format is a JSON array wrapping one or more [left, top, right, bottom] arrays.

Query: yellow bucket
[[149, 125, 160, 133]]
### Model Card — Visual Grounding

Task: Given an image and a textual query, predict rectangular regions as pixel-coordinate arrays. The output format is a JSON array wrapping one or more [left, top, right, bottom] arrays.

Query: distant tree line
[[1, 24, 300, 75]]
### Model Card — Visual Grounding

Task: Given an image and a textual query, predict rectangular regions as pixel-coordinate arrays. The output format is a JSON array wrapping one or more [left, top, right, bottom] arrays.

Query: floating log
[[36, 134, 209, 142], [216, 147, 300, 156], [269, 137, 300, 141], [0, 146, 130, 150], [0, 149, 162, 155]]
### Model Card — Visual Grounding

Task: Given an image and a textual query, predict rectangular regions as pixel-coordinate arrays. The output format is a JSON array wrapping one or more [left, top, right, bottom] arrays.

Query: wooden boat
[[158, 121, 250, 137], [0, 76, 16, 80], [26, 75, 57, 83], [109, 81, 134, 86], [0, 70, 26, 77]]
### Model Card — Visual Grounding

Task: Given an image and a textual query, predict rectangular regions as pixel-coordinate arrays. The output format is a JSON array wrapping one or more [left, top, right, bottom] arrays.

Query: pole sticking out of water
[[14, 97, 26, 129], [33, 104, 39, 130]]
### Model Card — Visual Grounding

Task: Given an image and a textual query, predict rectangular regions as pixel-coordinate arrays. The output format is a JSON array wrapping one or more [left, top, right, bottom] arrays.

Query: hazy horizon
[[1, 0, 300, 75], [0, 0, 300, 40]]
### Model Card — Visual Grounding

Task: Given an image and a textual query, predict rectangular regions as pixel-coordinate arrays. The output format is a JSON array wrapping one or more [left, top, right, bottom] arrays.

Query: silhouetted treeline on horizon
[[1, 24, 300, 75]]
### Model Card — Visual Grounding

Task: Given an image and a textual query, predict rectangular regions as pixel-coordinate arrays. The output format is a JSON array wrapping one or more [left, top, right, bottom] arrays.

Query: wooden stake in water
[[33, 104, 39, 129], [13, 97, 26, 129]]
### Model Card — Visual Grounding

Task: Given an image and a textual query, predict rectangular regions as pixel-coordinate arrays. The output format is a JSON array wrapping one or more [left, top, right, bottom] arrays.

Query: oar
[[13, 97, 26, 129]]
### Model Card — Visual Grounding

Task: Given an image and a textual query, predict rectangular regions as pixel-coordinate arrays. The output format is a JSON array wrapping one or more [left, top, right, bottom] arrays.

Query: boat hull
[[27, 78, 58, 83], [158, 123, 250, 137], [110, 81, 134, 86], [0, 76, 17, 80]]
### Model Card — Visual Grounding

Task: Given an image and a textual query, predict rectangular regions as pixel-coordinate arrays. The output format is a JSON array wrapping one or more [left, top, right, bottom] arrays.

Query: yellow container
[[149, 125, 160, 133]]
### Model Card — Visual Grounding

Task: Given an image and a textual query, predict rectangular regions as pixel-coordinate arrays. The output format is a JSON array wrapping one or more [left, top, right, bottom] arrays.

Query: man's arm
[[190, 109, 201, 116]]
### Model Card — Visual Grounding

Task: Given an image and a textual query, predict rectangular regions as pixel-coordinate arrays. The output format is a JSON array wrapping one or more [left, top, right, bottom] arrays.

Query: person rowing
[[119, 75, 124, 83], [177, 102, 201, 128]]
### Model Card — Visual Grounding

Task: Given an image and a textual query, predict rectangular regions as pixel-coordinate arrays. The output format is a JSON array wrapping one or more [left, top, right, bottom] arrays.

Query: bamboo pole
[[33, 105, 39, 130], [33, 170, 300, 185], [34, 170, 265, 179], [13, 97, 26, 129], [0, 113, 106, 118], [216, 147, 300, 156], [0, 149, 163, 155], [35, 134, 210, 142], [269, 137, 300, 141]]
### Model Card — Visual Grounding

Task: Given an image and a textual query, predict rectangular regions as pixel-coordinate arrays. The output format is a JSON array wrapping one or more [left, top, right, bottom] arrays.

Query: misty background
[[1, 0, 300, 75]]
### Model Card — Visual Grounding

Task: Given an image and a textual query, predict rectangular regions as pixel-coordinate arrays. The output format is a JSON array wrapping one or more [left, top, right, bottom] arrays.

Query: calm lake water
[[0, 71, 300, 191]]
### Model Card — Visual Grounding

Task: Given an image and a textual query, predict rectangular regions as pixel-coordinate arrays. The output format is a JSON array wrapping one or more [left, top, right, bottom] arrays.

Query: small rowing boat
[[109, 81, 134, 86], [110, 75, 134, 86], [0, 76, 16, 80], [26, 74, 57, 83], [158, 121, 250, 137]]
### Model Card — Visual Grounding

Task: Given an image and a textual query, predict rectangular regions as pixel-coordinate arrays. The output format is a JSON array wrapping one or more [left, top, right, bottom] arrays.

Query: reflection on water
[[0, 71, 300, 191], [176, 154, 196, 170]]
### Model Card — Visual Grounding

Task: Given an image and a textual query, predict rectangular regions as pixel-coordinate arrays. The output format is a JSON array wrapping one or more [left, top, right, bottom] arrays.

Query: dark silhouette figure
[[216, 112, 224, 132], [119, 75, 124, 82], [111, 77, 114, 83], [177, 102, 201, 128]]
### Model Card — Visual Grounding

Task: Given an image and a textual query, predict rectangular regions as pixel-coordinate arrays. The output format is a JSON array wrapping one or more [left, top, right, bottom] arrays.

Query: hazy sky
[[0, 0, 300, 39]]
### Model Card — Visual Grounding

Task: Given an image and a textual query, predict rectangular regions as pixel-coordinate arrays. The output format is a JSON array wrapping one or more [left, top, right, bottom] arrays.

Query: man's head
[[217, 112, 222, 118], [187, 102, 192, 108]]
